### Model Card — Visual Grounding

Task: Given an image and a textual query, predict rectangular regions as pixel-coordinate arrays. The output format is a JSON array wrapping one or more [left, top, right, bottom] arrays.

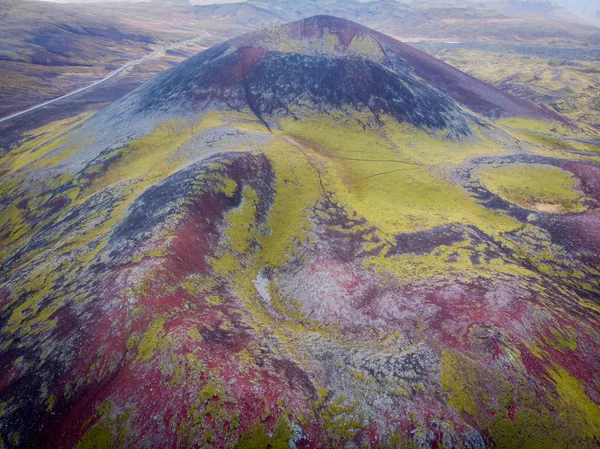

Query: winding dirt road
[[0, 35, 207, 125]]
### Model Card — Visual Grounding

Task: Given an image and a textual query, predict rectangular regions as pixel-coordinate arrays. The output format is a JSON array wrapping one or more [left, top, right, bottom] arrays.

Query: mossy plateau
[[478, 163, 587, 213], [279, 113, 520, 236]]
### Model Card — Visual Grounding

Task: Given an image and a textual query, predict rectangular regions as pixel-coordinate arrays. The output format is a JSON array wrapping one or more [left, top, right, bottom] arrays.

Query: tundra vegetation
[[0, 15, 599, 449]]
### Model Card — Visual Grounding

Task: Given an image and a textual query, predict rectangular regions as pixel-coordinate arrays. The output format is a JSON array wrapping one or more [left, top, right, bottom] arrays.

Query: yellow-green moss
[[211, 135, 321, 279], [75, 407, 131, 449], [7, 269, 60, 333], [0, 202, 31, 248], [220, 177, 238, 197], [136, 316, 168, 362], [223, 186, 260, 255], [549, 365, 600, 441], [321, 395, 365, 444], [348, 35, 382, 60], [45, 394, 55, 411], [441, 350, 488, 416], [83, 120, 194, 196], [186, 376, 235, 432], [197, 382, 221, 406], [0, 113, 92, 176], [180, 275, 219, 297], [478, 163, 587, 213], [441, 349, 600, 449], [257, 139, 322, 268], [547, 326, 578, 352], [364, 236, 535, 282], [125, 334, 139, 351], [187, 328, 203, 341], [279, 114, 519, 236], [496, 118, 575, 136], [234, 415, 293, 449]]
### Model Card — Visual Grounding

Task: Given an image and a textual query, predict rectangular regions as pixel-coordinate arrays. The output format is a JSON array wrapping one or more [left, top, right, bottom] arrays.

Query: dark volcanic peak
[[95, 14, 563, 144], [134, 40, 464, 133], [228, 14, 563, 121]]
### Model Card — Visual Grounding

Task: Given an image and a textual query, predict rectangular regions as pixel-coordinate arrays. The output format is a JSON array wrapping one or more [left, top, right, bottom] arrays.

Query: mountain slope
[[1, 15, 600, 449]]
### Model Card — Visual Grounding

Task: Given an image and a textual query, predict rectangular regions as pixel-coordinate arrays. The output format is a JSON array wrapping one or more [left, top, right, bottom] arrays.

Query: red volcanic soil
[[560, 161, 600, 201], [536, 161, 600, 255], [41, 154, 316, 449]]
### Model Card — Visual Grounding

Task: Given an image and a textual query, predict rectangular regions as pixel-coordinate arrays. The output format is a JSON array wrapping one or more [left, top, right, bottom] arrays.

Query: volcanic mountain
[[1, 15, 600, 449], [73, 15, 561, 142]]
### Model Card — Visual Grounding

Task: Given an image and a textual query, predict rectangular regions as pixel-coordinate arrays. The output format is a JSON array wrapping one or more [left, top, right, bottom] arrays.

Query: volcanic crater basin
[[1, 14, 600, 449]]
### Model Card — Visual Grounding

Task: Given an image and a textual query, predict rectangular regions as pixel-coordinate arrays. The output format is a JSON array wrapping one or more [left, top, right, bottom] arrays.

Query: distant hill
[[553, 0, 600, 21], [188, 0, 600, 44], [42, 0, 600, 22], [397, 0, 595, 21]]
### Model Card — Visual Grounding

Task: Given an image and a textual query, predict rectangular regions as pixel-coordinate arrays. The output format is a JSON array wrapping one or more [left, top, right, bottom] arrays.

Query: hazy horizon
[[31, 0, 600, 23]]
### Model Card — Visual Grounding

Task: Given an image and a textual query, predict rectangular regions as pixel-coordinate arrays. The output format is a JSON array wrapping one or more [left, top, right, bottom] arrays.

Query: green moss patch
[[478, 163, 587, 213], [235, 415, 293, 449], [441, 350, 600, 449]]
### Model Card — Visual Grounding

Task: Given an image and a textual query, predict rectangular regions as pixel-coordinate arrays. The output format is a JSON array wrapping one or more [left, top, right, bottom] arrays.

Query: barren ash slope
[[2, 14, 600, 449]]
